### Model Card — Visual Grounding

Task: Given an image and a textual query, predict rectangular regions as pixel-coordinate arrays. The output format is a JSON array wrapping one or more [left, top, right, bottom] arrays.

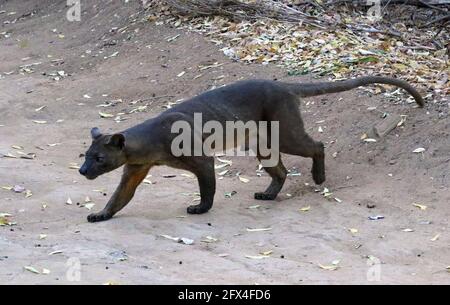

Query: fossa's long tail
[[287, 76, 424, 107]]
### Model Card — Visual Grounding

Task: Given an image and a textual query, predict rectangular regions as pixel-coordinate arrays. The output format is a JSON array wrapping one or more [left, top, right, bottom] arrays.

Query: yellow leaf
[[99, 112, 114, 118], [431, 234, 440, 241], [260, 250, 273, 256], [413, 203, 427, 210], [318, 264, 339, 271], [349, 228, 358, 234]]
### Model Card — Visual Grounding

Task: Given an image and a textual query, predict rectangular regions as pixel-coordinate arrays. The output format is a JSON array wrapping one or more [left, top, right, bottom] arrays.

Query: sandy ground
[[0, 0, 449, 285]]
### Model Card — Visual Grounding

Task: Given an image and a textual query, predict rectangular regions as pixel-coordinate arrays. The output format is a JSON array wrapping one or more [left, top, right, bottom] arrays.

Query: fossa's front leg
[[87, 164, 151, 222]]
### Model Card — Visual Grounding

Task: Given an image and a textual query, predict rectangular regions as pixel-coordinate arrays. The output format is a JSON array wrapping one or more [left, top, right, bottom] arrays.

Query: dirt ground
[[0, 0, 449, 285]]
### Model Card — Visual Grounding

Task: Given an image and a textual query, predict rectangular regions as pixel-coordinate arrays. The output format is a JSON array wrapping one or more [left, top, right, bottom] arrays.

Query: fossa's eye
[[96, 156, 105, 163]]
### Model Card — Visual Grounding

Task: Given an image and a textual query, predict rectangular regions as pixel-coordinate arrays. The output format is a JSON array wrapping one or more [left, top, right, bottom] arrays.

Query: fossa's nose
[[79, 166, 87, 176]]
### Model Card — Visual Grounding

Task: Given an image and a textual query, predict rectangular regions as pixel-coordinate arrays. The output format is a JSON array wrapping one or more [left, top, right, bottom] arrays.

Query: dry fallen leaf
[[369, 215, 385, 220], [217, 169, 229, 176], [18, 152, 36, 160], [69, 163, 80, 169], [3, 153, 18, 158], [179, 237, 194, 245], [84, 203, 95, 210], [216, 157, 232, 165], [99, 111, 114, 118], [238, 176, 250, 183], [214, 163, 229, 170], [13, 185, 25, 193], [245, 254, 270, 259], [24, 266, 40, 274], [413, 203, 427, 210], [349, 228, 358, 234], [431, 234, 440, 241], [318, 263, 339, 271], [413, 147, 426, 153], [246, 227, 272, 232], [66, 197, 73, 205], [0, 215, 13, 226], [160, 234, 194, 245], [224, 191, 237, 198], [247, 205, 261, 209], [321, 187, 333, 197], [180, 173, 195, 179], [299, 206, 311, 212], [201, 236, 218, 243], [260, 250, 273, 256], [48, 250, 63, 256]]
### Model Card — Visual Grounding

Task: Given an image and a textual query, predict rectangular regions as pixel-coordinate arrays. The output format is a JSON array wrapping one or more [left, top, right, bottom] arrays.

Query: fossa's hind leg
[[281, 134, 325, 185], [270, 98, 325, 184], [254, 155, 287, 200]]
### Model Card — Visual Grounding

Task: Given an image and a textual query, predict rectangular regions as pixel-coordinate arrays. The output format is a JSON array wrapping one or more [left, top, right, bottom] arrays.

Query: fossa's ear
[[91, 127, 102, 140], [106, 134, 125, 150]]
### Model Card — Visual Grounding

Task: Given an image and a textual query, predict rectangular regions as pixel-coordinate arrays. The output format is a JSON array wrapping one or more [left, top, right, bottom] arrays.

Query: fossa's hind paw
[[187, 204, 210, 214], [254, 192, 277, 200]]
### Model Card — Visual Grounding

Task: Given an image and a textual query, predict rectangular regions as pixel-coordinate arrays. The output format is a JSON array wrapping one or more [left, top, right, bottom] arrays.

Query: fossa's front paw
[[87, 211, 112, 223], [312, 169, 325, 185]]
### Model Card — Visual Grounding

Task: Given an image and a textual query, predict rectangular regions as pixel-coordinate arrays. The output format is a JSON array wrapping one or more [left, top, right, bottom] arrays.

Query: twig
[[163, 0, 334, 28], [422, 13, 450, 27], [346, 24, 403, 38], [137, 95, 175, 103], [417, 0, 449, 12]]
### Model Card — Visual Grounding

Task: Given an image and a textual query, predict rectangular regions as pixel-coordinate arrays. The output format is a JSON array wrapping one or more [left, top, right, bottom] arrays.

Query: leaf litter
[[148, 1, 449, 106]]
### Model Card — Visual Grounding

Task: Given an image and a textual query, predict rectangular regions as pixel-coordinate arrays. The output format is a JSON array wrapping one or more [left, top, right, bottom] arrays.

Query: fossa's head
[[79, 127, 127, 179]]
